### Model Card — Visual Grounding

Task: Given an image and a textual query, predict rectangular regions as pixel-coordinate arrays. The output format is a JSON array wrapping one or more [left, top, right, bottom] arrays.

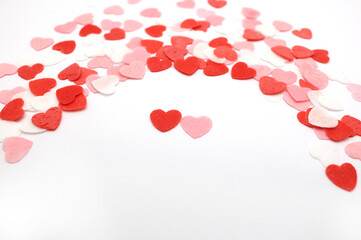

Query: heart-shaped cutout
[[231, 62, 256, 80], [326, 163, 357, 191], [150, 109, 182, 132], [2, 137, 33, 164], [91, 76, 119, 95], [30, 37, 54, 51], [32, 107, 62, 130], [308, 141, 339, 167], [180, 116, 212, 138], [119, 61, 146, 79], [29, 78, 56, 96], [0, 98, 24, 121], [345, 142, 361, 161]]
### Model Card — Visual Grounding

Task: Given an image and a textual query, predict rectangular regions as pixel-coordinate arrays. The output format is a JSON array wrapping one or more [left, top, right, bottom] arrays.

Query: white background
[[0, 0, 361, 239]]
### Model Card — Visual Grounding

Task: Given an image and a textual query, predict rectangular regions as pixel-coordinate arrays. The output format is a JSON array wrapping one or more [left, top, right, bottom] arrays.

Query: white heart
[[83, 44, 105, 58], [81, 34, 104, 46], [322, 64, 349, 84], [12, 91, 36, 111], [238, 49, 260, 66], [203, 48, 226, 63], [16, 51, 42, 66], [261, 49, 286, 67], [92, 76, 119, 95], [0, 120, 20, 142], [41, 50, 67, 66], [255, 23, 279, 37], [307, 90, 324, 109], [19, 113, 47, 134], [103, 43, 131, 64], [192, 42, 209, 59], [308, 141, 339, 167], [318, 90, 344, 111], [31, 92, 58, 112], [308, 107, 338, 128]]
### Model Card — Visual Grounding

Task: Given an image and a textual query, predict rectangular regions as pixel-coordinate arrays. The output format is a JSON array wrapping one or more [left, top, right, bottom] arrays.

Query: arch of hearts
[[0, 1, 360, 192]]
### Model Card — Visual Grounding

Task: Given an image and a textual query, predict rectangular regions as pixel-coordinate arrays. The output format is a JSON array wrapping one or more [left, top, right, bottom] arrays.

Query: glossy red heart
[[52, 40, 76, 54], [292, 45, 314, 59], [292, 28, 312, 39], [150, 109, 182, 132], [271, 46, 294, 61], [326, 163, 357, 191], [231, 62, 256, 80], [17, 63, 44, 80], [203, 60, 229, 76], [207, 0, 227, 8], [174, 56, 200, 75], [0, 98, 24, 121], [79, 24, 102, 37], [58, 63, 82, 81], [145, 25, 166, 37], [59, 94, 87, 111], [29, 78, 57, 96], [104, 28, 126, 40], [147, 57, 172, 72], [259, 76, 286, 95], [141, 39, 164, 54], [312, 49, 330, 63], [56, 85, 84, 105], [326, 120, 354, 142], [32, 107, 62, 130], [243, 29, 265, 41]]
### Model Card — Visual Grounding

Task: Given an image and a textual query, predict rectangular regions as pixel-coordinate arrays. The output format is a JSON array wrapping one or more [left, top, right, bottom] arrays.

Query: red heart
[[207, 0, 227, 8], [32, 107, 62, 130], [141, 39, 164, 54], [171, 36, 193, 49], [192, 21, 210, 32], [79, 24, 102, 37], [181, 19, 199, 29], [271, 46, 294, 61], [147, 57, 172, 72], [299, 79, 319, 90], [29, 78, 57, 96], [150, 109, 182, 132], [243, 29, 265, 41], [58, 63, 82, 81], [72, 68, 98, 85], [52, 40, 76, 54], [0, 98, 24, 121], [214, 46, 238, 61], [145, 25, 166, 38], [174, 56, 200, 75], [56, 85, 84, 105], [326, 163, 357, 192], [326, 120, 354, 142], [203, 60, 229, 76], [209, 37, 232, 48], [259, 76, 286, 95], [312, 49, 330, 63], [163, 46, 188, 61], [292, 28, 312, 39], [104, 28, 126, 40], [231, 62, 256, 80], [59, 94, 87, 111], [292, 45, 314, 59], [297, 108, 313, 127], [341, 115, 361, 137], [17, 63, 44, 80]]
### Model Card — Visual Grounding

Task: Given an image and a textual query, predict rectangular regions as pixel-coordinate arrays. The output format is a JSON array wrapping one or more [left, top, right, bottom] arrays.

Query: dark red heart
[[203, 60, 229, 76], [326, 120, 354, 142], [79, 24, 102, 37], [259, 76, 287, 95], [32, 107, 62, 130], [52, 40, 76, 54], [17, 63, 44, 80], [174, 56, 200, 75], [326, 163, 357, 192], [29, 78, 57, 96], [58, 63, 82, 81], [271, 46, 294, 61], [145, 25, 166, 38], [150, 109, 182, 132], [0, 98, 24, 121], [147, 57, 172, 72], [231, 62, 256, 80], [292, 28, 312, 39], [104, 28, 126, 40]]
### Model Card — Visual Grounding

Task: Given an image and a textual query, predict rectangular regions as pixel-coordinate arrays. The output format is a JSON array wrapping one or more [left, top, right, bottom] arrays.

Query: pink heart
[[128, 0, 141, 4], [303, 69, 328, 89], [123, 47, 149, 65], [0, 86, 26, 104], [242, 19, 262, 29], [286, 85, 310, 102], [295, 58, 318, 75], [272, 20, 293, 32], [0, 63, 18, 78], [30, 37, 54, 51], [196, 8, 215, 18], [54, 21, 77, 34], [107, 64, 128, 82], [74, 13, 93, 25], [123, 19, 143, 32], [345, 142, 361, 160], [86, 74, 100, 93], [126, 37, 142, 49], [313, 127, 329, 140], [206, 15, 224, 26], [119, 61, 146, 79], [283, 92, 311, 111], [170, 22, 187, 32], [242, 7, 260, 20], [101, 19, 122, 31], [177, 0, 195, 9], [250, 65, 272, 80], [3, 137, 33, 164], [87, 56, 114, 69], [233, 41, 254, 51], [271, 68, 297, 84], [180, 116, 212, 139], [140, 8, 161, 18], [104, 5, 124, 15], [264, 37, 287, 48], [347, 83, 361, 102]]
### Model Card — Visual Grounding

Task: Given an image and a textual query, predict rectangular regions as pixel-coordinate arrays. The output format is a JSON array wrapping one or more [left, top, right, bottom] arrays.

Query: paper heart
[[87, 56, 113, 69], [0, 120, 20, 142], [123, 20, 143, 32], [242, 7, 260, 19], [31, 92, 59, 112], [32, 107, 62, 130], [104, 28, 126, 40], [101, 19, 121, 31], [312, 49, 329, 63], [54, 21, 77, 34], [263, 37, 287, 48], [326, 121, 354, 142], [91, 76, 119, 95], [345, 142, 361, 161], [17, 63, 44, 80], [208, 0, 227, 9], [271, 68, 297, 84], [145, 25, 166, 38], [272, 20, 292, 32], [140, 8, 162, 18], [203, 60, 229, 76], [119, 61, 146, 79], [123, 47, 149, 65], [271, 46, 294, 61], [341, 115, 361, 137], [0, 87, 26, 104], [308, 141, 339, 167], [56, 85, 84, 105], [326, 163, 357, 191], [308, 107, 338, 128], [104, 5, 124, 15], [196, 8, 215, 18], [58, 63, 82, 81], [79, 24, 102, 37], [0, 98, 24, 121], [292, 28, 312, 39], [180, 116, 212, 138], [231, 62, 256, 80], [2, 137, 33, 164], [243, 29, 265, 41], [150, 109, 182, 132], [74, 13, 93, 25], [147, 57, 172, 72], [318, 91, 343, 111], [303, 69, 328, 90], [174, 56, 200, 75], [283, 92, 310, 111], [347, 83, 361, 102], [28, 78, 56, 96]]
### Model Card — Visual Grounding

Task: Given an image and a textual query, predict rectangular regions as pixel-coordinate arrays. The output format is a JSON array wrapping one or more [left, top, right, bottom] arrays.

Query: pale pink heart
[[264, 37, 287, 48], [170, 22, 187, 32], [128, 0, 141, 4], [345, 142, 361, 160], [177, 0, 195, 9], [313, 128, 329, 140], [206, 15, 224, 26], [0, 86, 26, 104], [347, 83, 361, 102], [283, 92, 311, 111], [0, 63, 18, 78], [308, 107, 338, 128], [91, 76, 119, 95], [101, 19, 122, 31], [272, 20, 292, 32], [251, 65, 272, 80], [286, 85, 310, 102], [86, 74, 100, 93], [242, 7, 260, 20], [224, 60, 236, 65], [54, 21, 77, 34], [104, 5, 124, 15], [242, 19, 262, 29], [295, 58, 318, 70], [180, 116, 212, 139], [3, 137, 33, 164], [87, 56, 113, 69], [74, 13, 93, 25], [119, 61, 146, 79], [303, 69, 328, 89], [30, 37, 54, 51], [272, 68, 297, 84], [123, 47, 149, 65], [196, 8, 215, 18], [107, 64, 128, 82], [233, 41, 254, 51], [126, 37, 142, 49], [140, 8, 162, 18], [123, 19, 143, 32], [83, 88, 89, 97]]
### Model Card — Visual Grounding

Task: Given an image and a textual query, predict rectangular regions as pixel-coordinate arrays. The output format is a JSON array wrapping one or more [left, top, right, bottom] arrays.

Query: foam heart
[[231, 62, 256, 80], [271, 68, 297, 84], [91, 76, 119, 95], [123, 20, 143, 32], [0, 120, 20, 142], [242, 7, 260, 19], [32, 107, 62, 130], [203, 60, 229, 76], [87, 56, 113, 69], [326, 163, 357, 191], [101, 19, 121, 31], [17, 63, 44, 80], [74, 13, 93, 25], [29, 78, 56, 96], [282, 92, 310, 111], [318, 91, 344, 111], [2, 137, 33, 164], [150, 109, 182, 132], [292, 45, 314, 59], [347, 83, 361, 102], [345, 142, 361, 161], [0, 87, 26, 104], [308, 141, 339, 167], [141, 39, 164, 54], [31, 92, 59, 112], [272, 20, 292, 32], [54, 21, 77, 34], [259, 76, 286, 95], [286, 85, 310, 102], [119, 61, 146, 79], [104, 28, 126, 40], [0, 98, 24, 121], [180, 116, 212, 138], [312, 49, 329, 63], [303, 69, 328, 90], [52, 40, 76, 54], [326, 121, 354, 142], [59, 94, 87, 111], [292, 28, 312, 39], [308, 107, 338, 128], [140, 8, 162, 18], [174, 56, 200, 75], [177, 0, 195, 9], [104, 5, 124, 15]]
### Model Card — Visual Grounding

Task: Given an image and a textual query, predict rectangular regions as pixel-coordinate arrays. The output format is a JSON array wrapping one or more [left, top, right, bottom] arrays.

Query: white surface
[[1, 0, 361, 239]]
